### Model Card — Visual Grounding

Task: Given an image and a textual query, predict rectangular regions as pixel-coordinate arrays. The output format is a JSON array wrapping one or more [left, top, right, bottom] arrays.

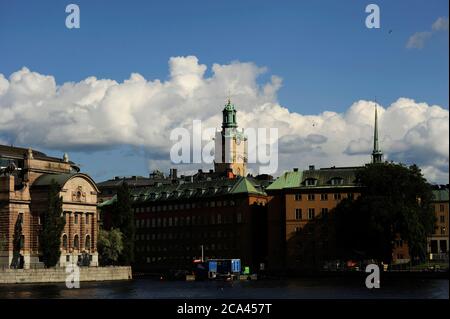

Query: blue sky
[[0, 0, 448, 182]]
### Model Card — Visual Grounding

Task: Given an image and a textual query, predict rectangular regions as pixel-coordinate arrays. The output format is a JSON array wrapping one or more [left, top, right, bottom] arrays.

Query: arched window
[[74, 235, 79, 249], [62, 234, 68, 250], [85, 235, 91, 250]]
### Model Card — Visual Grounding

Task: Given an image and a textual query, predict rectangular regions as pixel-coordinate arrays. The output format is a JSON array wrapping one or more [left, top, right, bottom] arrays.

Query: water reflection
[[0, 277, 448, 299]]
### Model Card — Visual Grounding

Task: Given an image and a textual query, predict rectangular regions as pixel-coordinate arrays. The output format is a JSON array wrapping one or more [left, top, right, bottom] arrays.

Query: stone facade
[[0, 145, 99, 269], [0, 266, 131, 284]]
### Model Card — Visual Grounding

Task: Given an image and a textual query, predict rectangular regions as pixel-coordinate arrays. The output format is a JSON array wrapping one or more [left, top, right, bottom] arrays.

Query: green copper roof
[[267, 166, 362, 191], [98, 195, 117, 207], [432, 189, 449, 202], [231, 176, 266, 195], [222, 99, 238, 129], [98, 176, 266, 207], [372, 104, 383, 163], [266, 170, 302, 190]]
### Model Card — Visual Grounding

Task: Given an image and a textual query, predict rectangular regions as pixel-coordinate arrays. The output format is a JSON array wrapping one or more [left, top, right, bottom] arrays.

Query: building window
[[305, 178, 317, 186], [320, 194, 328, 201], [334, 193, 341, 200], [74, 235, 79, 249], [85, 214, 89, 225], [236, 213, 242, 223], [217, 214, 222, 224], [74, 214, 78, 224], [62, 234, 68, 250], [308, 194, 315, 201], [295, 194, 302, 201], [440, 204, 445, 212], [321, 208, 328, 218], [347, 193, 354, 200], [331, 178, 343, 186], [308, 208, 315, 220], [295, 208, 302, 220], [295, 227, 300, 234], [441, 227, 446, 235], [85, 235, 91, 250], [440, 215, 445, 223]]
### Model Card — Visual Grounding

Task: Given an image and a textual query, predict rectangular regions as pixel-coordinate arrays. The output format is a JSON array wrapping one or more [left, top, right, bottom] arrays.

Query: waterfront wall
[[0, 266, 132, 284]]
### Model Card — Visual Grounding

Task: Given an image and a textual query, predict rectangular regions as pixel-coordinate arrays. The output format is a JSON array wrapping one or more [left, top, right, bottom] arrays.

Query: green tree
[[97, 228, 124, 265], [333, 163, 435, 264], [111, 182, 135, 265], [40, 180, 66, 268]]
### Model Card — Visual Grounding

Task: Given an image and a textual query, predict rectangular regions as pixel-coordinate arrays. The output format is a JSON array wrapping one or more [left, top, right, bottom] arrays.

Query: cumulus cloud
[[432, 17, 449, 32], [407, 16, 449, 49], [406, 31, 432, 49], [0, 57, 448, 183]]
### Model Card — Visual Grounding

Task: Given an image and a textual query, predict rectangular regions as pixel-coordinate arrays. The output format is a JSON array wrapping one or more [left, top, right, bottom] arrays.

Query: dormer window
[[305, 178, 317, 186], [330, 177, 344, 186]]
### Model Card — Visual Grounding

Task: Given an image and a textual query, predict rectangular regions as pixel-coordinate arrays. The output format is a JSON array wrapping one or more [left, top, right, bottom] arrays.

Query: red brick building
[[0, 145, 100, 268]]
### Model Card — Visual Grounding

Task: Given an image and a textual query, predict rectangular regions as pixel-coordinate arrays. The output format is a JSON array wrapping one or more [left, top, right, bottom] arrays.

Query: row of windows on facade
[[433, 204, 447, 213], [135, 213, 242, 228], [133, 200, 237, 213], [143, 256, 226, 264], [24, 212, 93, 226], [304, 178, 346, 187], [61, 234, 92, 250], [135, 230, 241, 241], [21, 233, 92, 252], [293, 208, 329, 220], [136, 242, 237, 253], [62, 212, 94, 225], [294, 193, 354, 201], [434, 226, 447, 235]]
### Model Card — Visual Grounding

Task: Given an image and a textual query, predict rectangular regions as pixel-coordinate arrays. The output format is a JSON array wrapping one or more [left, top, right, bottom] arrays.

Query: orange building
[[266, 166, 362, 270], [428, 186, 449, 260]]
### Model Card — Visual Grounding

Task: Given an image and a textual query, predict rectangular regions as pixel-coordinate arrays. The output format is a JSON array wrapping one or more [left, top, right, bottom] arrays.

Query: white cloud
[[407, 16, 449, 49], [432, 17, 449, 32], [0, 57, 448, 183], [406, 31, 432, 49]]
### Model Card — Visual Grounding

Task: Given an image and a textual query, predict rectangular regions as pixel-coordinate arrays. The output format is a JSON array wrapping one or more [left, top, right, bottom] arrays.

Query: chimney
[[170, 168, 178, 180], [293, 168, 298, 172], [309, 165, 315, 171]]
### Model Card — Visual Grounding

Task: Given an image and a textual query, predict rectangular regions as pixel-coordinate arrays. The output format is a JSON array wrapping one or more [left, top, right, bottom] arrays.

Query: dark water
[[0, 277, 448, 299]]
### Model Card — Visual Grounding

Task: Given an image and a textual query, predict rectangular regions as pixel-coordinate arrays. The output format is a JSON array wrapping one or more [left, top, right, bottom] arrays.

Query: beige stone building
[[0, 145, 99, 269]]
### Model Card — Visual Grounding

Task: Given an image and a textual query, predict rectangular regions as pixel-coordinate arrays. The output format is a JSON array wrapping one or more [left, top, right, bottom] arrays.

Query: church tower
[[371, 103, 383, 163], [214, 99, 247, 177]]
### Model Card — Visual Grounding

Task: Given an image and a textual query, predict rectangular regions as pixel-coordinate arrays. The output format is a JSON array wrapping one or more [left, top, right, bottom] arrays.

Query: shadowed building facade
[[0, 145, 100, 268], [100, 175, 268, 272], [266, 166, 362, 270], [429, 186, 449, 260]]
